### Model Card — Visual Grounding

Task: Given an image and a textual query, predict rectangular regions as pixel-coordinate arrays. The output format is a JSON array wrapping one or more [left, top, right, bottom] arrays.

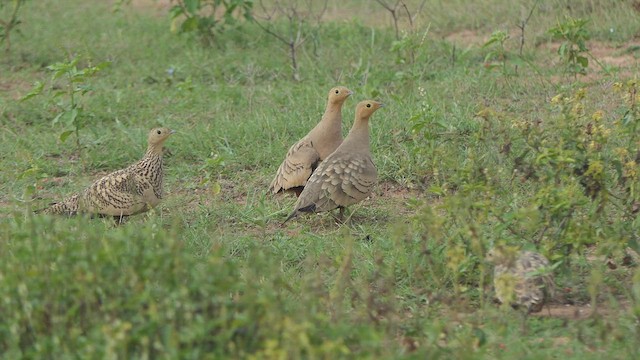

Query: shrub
[[169, 0, 254, 45]]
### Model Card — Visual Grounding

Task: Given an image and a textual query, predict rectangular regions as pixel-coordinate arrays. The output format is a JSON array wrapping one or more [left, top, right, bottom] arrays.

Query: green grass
[[1, 0, 640, 358]]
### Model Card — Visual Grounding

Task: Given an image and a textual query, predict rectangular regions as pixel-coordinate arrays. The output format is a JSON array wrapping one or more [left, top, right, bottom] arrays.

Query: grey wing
[[336, 156, 377, 206], [295, 153, 377, 213]]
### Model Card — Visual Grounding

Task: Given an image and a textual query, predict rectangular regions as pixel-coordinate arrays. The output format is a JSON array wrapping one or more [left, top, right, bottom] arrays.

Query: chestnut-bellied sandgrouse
[[39, 127, 175, 223], [284, 100, 384, 223], [487, 246, 555, 314], [269, 86, 353, 196]]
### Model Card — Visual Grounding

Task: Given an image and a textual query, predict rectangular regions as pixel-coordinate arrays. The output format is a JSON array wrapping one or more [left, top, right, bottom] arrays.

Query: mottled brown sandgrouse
[[284, 100, 384, 223], [269, 86, 353, 196], [487, 247, 555, 314], [39, 127, 175, 223]]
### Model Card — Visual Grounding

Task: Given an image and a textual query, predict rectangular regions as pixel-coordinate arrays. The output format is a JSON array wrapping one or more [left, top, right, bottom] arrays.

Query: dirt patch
[[125, 0, 417, 29], [534, 302, 630, 319], [0, 78, 38, 101], [589, 41, 640, 70], [444, 30, 488, 48], [443, 28, 640, 83], [541, 40, 639, 83], [377, 180, 420, 199], [126, 0, 172, 15], [536, 304, 595, 319]]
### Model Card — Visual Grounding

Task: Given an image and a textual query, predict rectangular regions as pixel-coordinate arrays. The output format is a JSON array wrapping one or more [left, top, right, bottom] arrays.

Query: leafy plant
[[548, 17, 591, 77], [0, 0, 27, 52], [199, 152, 226, 195], [612, 79, 640, 253], [501, 89, 631, 260], [111, 0, 130, 12], [169, 0, 254, 45], [482, 30, 510, 74], [379, 0, 429, 69], [17, 162, 48, 205], [22, 56, 110, 155], [615, 79, 640, 133], [390, 28, 429, 67]]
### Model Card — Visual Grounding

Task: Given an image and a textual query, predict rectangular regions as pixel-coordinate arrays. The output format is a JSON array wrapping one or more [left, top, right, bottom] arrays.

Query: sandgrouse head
[[356, 100, 384, 119], [327, 86, 353, 105], [486, 245, 520, 268], [147, 127, 176, 148]]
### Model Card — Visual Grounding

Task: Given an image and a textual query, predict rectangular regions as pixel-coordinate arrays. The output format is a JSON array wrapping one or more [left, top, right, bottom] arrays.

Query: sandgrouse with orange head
[[284, 100, 384, 223], [269, 86, 353, 196]]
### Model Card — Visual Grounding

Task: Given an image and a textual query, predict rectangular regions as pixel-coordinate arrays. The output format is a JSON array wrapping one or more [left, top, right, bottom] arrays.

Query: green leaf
[[428, 186, 446, 196], [19, 166, 41, 180], [483, 51, 496, 63], [181, 17, 199, 33], [558, 43, 567, 57], [211, 182, 222, 196], [48, 58, 78, 80], [59, 130, 74, 142], [67, 108, 79, 126], [77, 84, 93, 95], [577, 56, 588, 68], [94, 61, 111, 72], [23, 184, 36, 199], [169, 4, 184, 19], [20, 81, 44, 102], [184, 0, 200, 14], [52, 112, 64, 125]]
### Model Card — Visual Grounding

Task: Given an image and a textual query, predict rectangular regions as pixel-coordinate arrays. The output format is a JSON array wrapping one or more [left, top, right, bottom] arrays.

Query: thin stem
[[375, 0, 401, 40], [515, 0, 539, 75], [254, 0, 326, 81], [2, 0, 24, 52]]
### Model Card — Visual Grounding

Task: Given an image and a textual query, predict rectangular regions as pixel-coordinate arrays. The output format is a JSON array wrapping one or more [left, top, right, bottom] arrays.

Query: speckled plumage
[[269, 86, 353, 196], [488, 248, 554, 313], [284, 100, 383, 223], [40, 127, 175, 222]]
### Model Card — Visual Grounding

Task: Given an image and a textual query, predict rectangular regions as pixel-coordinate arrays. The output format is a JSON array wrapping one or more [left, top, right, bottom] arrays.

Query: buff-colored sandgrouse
[[284, 100, 384, 223], [38, 127, 175, 223], [487, 246, 555, 314], [269, 86, 353, 196]]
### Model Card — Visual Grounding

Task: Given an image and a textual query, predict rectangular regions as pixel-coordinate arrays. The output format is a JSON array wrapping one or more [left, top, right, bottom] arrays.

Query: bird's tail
[[282, 211, 298, 225], [35, 194, 80, 216], [281, 203, 315, 225]]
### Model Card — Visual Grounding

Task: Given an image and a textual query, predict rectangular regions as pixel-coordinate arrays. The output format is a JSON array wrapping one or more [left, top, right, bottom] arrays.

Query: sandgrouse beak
[[170, 129, 177, 134]]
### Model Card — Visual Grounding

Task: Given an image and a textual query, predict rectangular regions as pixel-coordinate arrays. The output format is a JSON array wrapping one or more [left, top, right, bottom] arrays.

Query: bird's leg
[[114, 214, 128, 225], [519, 309, 530, 335], [330, 208, 344, 224]]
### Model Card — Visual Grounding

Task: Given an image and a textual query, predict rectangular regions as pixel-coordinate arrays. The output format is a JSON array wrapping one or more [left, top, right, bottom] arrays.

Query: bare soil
[[535, 303, 628, 319]]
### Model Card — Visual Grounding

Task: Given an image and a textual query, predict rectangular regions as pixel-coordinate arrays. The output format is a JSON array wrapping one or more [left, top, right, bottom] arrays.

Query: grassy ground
[[1, 0, 640, 358]]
